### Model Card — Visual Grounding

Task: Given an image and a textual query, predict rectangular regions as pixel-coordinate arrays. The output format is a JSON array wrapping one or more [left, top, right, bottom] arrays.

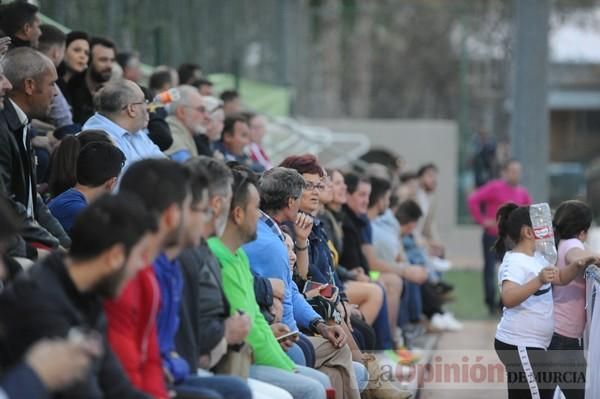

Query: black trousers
[[483, 232, 498, 309], [494, 338, 555, 399], [547, 332, 586, 399]]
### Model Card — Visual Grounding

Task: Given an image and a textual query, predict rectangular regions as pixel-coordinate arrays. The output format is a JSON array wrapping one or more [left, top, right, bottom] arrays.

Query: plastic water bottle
[[148, 88, 180, 112], [529, 203, 558, 265]]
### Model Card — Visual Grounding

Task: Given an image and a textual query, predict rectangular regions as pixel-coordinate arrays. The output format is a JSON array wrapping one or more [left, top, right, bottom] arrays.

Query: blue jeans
[[371, 285, 394, 349], [286, 342, 307, 366], [250, 364, 328, 399], [398, 280, 423, 327], [175, 375, 252, 399]]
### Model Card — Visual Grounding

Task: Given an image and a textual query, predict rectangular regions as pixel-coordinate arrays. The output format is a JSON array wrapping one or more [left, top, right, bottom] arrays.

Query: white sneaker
[[430, 313, 447, 331], [441, 312, 464, 331], [431, 257, 452, 272]]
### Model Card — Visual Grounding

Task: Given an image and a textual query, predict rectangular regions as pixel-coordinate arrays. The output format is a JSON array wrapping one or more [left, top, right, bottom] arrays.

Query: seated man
[[208, 167, 330, 399], [213, 114, 264, 173], [397, 200, 462, 332], [243, 167, 363, 399], [152, 161, 252, 399], [83, 79, 165, 174], [49, 141, 125, 234], [0, 47, 70, 258], [164, 85, 209, 162], [0, 193, 157, 398], [175, 157, 293, 399]]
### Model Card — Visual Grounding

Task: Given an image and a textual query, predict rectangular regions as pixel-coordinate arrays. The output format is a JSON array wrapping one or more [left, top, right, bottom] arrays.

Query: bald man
[[0, 47, 70, 259], [83, 79, 165, 173]]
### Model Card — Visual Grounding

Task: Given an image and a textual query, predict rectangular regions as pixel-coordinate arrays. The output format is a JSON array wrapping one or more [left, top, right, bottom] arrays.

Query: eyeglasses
[[304, 181, 326, 192], [184, 105, 207, 113], [122, 99, 149, 110]]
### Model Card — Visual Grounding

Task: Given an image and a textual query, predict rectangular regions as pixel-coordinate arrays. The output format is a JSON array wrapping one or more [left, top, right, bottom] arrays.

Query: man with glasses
[[83, 79, 164, 175], [164, 85, 210, 162]]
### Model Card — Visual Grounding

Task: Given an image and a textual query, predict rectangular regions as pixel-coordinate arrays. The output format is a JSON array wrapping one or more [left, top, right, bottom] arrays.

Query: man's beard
[[93, 262, 129, 299], [90, 65, 112, 83]]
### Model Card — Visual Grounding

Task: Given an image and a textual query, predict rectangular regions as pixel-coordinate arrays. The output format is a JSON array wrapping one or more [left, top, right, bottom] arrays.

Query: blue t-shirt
[[361, 217, 373, 244], [48, 188, 87, 234]]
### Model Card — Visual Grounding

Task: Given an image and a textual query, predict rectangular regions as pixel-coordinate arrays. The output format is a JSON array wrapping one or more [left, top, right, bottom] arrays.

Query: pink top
[[553, 238, 586, 338], [467, 179, 532, 235]]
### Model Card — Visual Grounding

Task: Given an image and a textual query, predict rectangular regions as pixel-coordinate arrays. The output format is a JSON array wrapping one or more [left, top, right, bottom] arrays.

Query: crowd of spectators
[[0, 2, 464, 399]]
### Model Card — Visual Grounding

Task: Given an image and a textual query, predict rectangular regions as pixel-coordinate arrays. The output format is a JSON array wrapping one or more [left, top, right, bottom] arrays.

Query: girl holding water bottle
[[492, 203, 598, 399]]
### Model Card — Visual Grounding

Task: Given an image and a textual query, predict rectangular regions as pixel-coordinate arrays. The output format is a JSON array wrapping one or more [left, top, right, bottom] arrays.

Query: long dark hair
[[553, 200, 592, 245], [492, 203, 532, 258]]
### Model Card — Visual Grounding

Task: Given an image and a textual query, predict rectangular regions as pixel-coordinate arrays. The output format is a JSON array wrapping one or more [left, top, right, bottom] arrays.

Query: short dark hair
[[178, 63, 202, 85], [184, 156, 232, 198], [258, 167, 305, 213], [185, 161, 210, 205], [229, 167, 256, 212], [38, 24, 66, 53], [76, 142, 125, 187], [344, 172, 370, 195], [89, 36, 116, 59], [399, 171, 418, 183], [116, 51, 138, 70], [222, 114, 248, 138], [501, 159, 521, 171], [48, 131, 113, 198], [0, 0, 38, 38], [69, 193, 156, 261], [368, 176, 391, 208], [279, 154, 324, 177], [119, 159, 190, 216], [149, 70, 173, 92], [396, 200, 423, 225], [220, 89, 239, 103], [196, 78, 213, 87], [417, 163, 438, 177]]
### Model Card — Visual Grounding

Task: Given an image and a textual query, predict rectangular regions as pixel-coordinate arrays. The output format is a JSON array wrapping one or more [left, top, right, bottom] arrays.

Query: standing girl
[[549, 200, 594, 398], [492, 203, 597, 399]]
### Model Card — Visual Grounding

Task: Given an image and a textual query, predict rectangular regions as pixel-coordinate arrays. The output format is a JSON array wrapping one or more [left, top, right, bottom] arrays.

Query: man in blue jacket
[[243, 167, 364, 399]]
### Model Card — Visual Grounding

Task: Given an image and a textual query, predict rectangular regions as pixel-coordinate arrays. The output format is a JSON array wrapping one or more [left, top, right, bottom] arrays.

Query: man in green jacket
[[208, 168, 330, 399]]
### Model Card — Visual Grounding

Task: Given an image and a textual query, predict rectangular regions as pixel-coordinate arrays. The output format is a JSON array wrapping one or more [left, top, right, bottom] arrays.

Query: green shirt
[[207, 237, 295, 371]]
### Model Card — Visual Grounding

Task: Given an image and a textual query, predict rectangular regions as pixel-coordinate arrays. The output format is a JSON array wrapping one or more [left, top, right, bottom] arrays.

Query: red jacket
[[104, 266, 168, 399]]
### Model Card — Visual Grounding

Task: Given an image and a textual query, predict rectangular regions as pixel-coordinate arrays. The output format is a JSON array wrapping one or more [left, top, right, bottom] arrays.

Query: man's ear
[[103, 243, 126, 273], [163, 203, 182, 230], [104, 177, 118, 192], [23, 78, 36, 96], [211, 195, 221, 217], [231, 205, 244, 226]]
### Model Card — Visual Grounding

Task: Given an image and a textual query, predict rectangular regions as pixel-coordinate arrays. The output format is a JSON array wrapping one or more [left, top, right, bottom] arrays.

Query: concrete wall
[[308, 118, 483, 269]]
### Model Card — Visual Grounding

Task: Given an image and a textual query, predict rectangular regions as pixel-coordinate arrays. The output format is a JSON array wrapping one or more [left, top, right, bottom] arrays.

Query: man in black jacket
[[0, 193, 157, 399], [175, 156, 252, 370], [0, 47, 70, 259]]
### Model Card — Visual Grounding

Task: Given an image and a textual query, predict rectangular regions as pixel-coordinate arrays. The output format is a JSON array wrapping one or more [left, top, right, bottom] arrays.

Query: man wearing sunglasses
[[83, 79, 165, 174], [164, 85, 210, 163]]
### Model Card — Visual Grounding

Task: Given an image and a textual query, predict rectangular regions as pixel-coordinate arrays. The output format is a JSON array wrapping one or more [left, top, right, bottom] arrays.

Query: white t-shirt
[[495, 251, 554, 349]]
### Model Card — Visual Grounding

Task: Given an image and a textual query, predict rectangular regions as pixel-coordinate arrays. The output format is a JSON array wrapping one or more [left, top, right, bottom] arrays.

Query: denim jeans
[[175, 375, 252, 399], [371, 285, 394, 349], [250, 364, 328, 399], [398, 280, 423, 327]]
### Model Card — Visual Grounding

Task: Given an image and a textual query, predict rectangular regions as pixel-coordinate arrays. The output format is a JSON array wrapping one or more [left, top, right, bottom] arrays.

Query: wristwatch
[[294, 240, 309, 251], [309, 317, 326, 334]]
